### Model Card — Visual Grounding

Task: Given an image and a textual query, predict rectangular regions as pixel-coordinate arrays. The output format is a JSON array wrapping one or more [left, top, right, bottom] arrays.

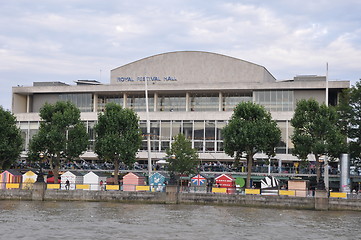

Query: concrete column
[[154, 92, 158, 112], [314, 190, 329, 210], [219, 92, 223, 111], [278, 158, 282, 173], [186, 92, 190, 111], [166, 185, 179, 204], [26, 95, 30, 113], [93, 93, 98, 112], [123, 93, 127, 108], [32, 182, 46, 201]]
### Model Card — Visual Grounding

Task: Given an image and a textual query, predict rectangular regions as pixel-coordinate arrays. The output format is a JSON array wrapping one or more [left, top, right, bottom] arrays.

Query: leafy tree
[[0, 106, 23, 169], [338, 80, 361, 168], [28, 101, 88, 183], [291, 99, 346, 183], [166, 134, 198, 179], [222, 102, 281, 188], [94, 103, 142, 184]]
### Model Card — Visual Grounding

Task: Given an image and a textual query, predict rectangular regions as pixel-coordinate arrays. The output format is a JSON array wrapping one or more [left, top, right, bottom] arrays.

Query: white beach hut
[[83, 171, 109, 190], [61, 171, 84, 190]]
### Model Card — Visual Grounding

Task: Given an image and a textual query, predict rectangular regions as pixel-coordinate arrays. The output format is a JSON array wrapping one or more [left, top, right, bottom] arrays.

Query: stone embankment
[[1, 184, 361, 211]]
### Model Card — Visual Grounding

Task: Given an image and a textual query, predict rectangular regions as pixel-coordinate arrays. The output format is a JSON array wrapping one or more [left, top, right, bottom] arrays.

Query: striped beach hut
[[0, 169, 22, 189]]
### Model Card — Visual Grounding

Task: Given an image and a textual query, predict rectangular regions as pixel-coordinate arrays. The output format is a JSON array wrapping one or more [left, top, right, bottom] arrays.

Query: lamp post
[[144, 76, 152, 177], [36, 152, 45, 183]]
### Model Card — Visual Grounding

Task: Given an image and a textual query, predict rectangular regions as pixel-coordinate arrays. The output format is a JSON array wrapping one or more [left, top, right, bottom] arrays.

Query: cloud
[[0, 0, 361, 110]]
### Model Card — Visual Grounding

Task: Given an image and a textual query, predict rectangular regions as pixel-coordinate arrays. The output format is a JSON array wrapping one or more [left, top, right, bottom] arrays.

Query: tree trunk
[[113, 160, 119, 185], [315, 155, 321, 183], [53, 164, 59, 184], [246, 154, 253, 188]]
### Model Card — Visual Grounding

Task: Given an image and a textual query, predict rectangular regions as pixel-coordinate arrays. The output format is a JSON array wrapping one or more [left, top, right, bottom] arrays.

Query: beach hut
[[83, 171, 109, 190], [149, 172, 169, 192], [22, 170, 38, 189], [215, 174, 236, 194], [123, 172, 146, 191], [0, 169, 22, 189], [189, 174, 209, 193], [60, 171, 84, 190]]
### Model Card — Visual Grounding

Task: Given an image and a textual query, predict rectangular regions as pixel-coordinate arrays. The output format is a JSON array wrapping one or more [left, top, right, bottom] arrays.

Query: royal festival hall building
[[12, 51, 350, 167]]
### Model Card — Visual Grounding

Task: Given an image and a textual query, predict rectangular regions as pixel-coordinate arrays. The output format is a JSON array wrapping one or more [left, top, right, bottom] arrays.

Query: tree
[[28, 101, 88, 183], [166, 134, 198, 183], [0, 106, 23, 169], [291, 99, 346, 184], [338, 80, 361, 169], [222, 102, 281, 188], [94, 103, 142, 184]]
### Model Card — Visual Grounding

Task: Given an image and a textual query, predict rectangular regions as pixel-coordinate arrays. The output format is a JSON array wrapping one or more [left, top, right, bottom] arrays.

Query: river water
[[0, 200, 360, 240]]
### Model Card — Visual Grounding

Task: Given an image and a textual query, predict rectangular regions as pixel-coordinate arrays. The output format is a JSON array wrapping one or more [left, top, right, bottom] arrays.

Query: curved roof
[[110, 51, 276, 85]]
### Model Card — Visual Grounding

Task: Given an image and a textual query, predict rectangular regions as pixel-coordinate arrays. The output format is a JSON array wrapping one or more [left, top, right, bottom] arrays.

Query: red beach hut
[[215, 174, 236, 194], [122, 172, 146, 191]]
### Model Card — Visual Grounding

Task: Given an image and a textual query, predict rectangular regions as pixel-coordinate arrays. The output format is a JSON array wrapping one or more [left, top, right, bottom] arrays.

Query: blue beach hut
[[149, 172, 169, 192]]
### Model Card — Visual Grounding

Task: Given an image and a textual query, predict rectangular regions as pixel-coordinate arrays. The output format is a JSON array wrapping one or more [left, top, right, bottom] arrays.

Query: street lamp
[[36, 152, 45, 183]]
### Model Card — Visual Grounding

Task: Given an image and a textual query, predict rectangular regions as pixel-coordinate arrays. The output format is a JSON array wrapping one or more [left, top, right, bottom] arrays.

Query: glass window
[[171, 121, 181, 139], [205, 121, 215, 140], [126, 94, 154, 112], [254, 90, 294, 112], [160, 121, 171, 141], [157, 95, 186, 112], [216, 121, 226, 140], [59, 93, 93, 112], [194, 121, 204, 140], [97, 95, 123, 112], [182, 121, 193, 140], [222, 92, 252, 111], [189, 93, 219, 111]]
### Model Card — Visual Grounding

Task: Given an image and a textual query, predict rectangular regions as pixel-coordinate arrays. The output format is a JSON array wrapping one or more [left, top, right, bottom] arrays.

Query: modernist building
[[12, 51, 349, 165]]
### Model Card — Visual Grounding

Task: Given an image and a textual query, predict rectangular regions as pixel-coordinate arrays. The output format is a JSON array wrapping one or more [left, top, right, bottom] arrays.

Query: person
[[100, 180, 104, 191], [65, 179, 70, 190]]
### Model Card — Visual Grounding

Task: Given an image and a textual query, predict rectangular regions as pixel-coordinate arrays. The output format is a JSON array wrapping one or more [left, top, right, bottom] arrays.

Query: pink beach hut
[[122, 172, 146, 191]]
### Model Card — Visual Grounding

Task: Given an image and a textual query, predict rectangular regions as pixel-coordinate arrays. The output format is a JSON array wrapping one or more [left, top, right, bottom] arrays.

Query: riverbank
[[1, 186, 361, 211]]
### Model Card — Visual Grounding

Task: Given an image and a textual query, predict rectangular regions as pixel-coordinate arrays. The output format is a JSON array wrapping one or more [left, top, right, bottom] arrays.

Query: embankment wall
[[1, 188, 361, 211]]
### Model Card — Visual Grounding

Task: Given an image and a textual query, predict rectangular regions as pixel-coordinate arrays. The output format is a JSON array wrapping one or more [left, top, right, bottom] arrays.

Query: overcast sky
[[1, 0, 361, 110]]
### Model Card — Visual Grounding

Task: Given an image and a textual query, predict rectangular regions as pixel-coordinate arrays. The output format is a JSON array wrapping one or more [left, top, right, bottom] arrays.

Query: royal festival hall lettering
[[117, 76, 177, 83]]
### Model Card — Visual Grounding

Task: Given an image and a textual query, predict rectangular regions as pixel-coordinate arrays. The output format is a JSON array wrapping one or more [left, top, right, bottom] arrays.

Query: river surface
[[0, 200, 360, 240]]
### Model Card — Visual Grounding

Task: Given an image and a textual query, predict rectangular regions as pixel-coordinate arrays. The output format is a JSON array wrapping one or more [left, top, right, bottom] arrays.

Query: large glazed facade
[[12, 51, 349, 164]]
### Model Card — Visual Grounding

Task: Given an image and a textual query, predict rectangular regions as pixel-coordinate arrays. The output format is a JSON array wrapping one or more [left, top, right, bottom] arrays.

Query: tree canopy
[[222, 102, 281, 188], [166, 133, 198, 179], [338, 80, 361, 167], [291, 99, 346, 183], [0, 106, 23, 169], [94, 103, 142, 184], [28, 101, 88, 183]]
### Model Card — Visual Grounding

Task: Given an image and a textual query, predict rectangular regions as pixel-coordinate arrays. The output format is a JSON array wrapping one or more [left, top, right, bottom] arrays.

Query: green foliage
[[166, 133, 198, 176], [0, 106, 22, 169], [28, 101, 88, 182], [94, 103, 142, 183], [291, 99, 346, 182], [222, 102, 281, 188], [338, 80, 361, 163]]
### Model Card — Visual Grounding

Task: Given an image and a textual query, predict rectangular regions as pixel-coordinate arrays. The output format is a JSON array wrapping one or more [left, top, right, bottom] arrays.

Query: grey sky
[[1, 0, 360, 110]]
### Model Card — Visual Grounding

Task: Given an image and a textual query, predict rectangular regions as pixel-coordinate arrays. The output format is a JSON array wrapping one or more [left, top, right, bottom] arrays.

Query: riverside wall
[[1, 188, 361, 211]]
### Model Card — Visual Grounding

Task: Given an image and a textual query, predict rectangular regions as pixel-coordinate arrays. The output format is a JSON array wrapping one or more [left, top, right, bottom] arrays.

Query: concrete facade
[[11, 51, 350, 163]]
